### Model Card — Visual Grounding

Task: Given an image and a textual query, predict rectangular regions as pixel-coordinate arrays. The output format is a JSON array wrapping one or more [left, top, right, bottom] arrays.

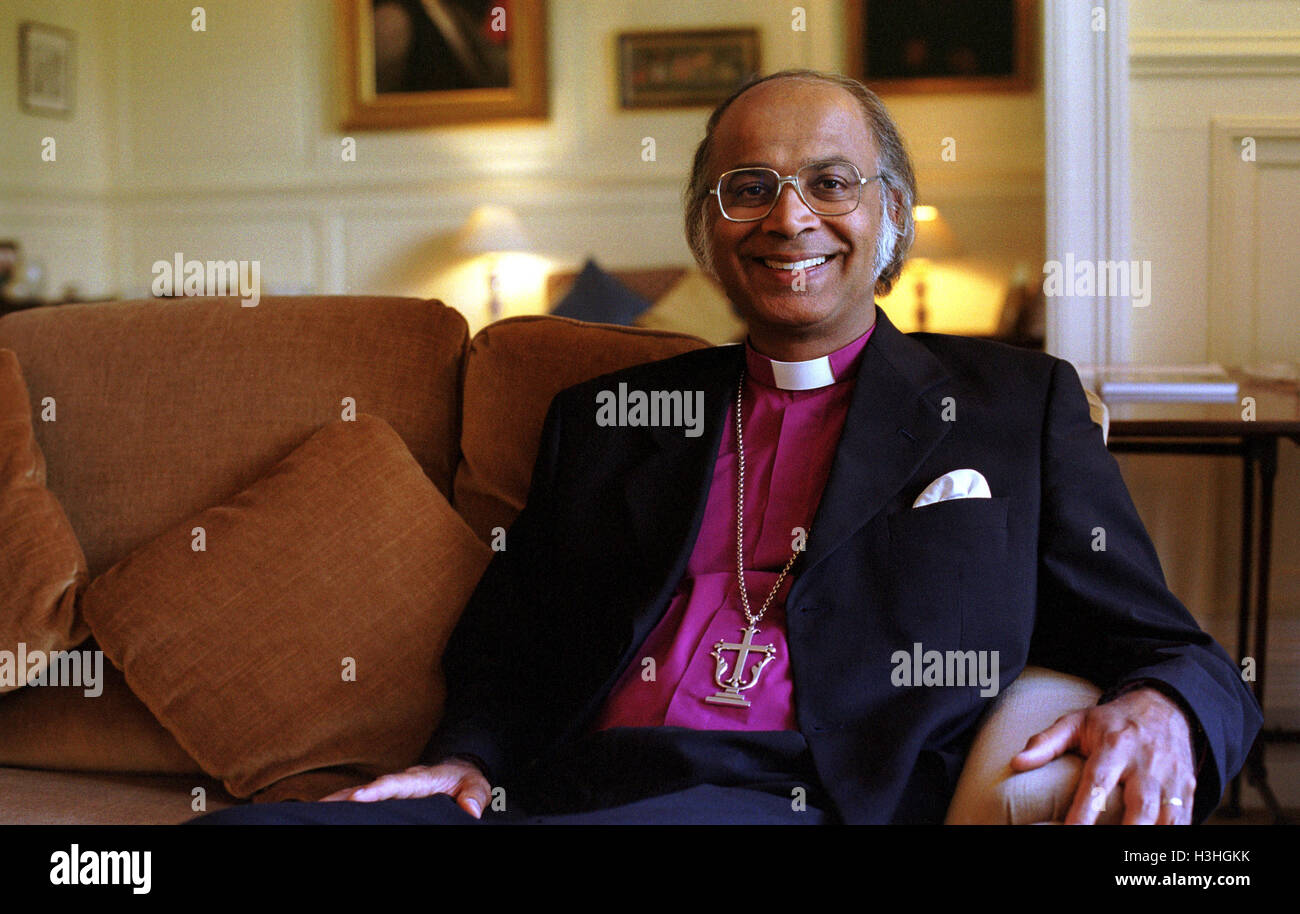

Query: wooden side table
[[1104, 374, 1300, 822]]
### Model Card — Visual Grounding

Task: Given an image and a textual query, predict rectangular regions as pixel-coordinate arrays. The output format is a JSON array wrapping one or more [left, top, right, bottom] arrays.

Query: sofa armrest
[[945, 666, 1122, 824]]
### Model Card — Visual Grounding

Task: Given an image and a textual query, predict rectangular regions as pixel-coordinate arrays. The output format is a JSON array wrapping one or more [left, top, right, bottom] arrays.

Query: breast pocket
[[888, 496, 1010, 541], [882, 497, 1011, 654]]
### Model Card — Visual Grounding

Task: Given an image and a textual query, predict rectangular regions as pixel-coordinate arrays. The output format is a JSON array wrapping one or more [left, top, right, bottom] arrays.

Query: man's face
[[704, 79, 889, 355]]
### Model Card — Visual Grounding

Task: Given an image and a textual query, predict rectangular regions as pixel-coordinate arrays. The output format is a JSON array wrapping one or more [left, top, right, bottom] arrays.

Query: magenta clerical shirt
[[591, 324, 874, 732]]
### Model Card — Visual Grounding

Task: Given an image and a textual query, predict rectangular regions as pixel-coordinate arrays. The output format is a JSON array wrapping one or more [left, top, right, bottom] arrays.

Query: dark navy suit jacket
[[432, 306, 1261, 824]]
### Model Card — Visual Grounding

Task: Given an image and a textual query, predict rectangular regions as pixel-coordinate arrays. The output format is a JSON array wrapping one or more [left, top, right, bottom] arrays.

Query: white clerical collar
[[744, 327, 874, 391], [767, 355, 835, 391]]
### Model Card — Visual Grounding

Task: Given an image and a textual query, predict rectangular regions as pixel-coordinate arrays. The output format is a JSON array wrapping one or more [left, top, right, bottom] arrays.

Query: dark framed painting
[[618, 29, 761, 109], [19, 21, 75, 118], [846, 0, 1034, 94], [339, 0, 548, 129]]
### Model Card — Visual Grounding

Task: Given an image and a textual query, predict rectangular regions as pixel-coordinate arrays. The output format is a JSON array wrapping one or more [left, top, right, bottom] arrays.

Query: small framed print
[[618, 29, 761, 109], [846, 0, 1034, 94], [19, 22, 76, 118], [339, 0, 548, 129]]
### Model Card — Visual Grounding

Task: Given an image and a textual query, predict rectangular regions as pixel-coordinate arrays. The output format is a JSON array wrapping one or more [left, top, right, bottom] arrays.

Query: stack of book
[[1078, 364, 1240, 402]]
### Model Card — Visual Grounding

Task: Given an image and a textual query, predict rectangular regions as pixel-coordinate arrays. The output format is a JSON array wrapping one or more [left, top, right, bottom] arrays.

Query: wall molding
[[1131, 30, 1300, 77], [90, 164, 1047, 203], [1208, 117, 1300, 365], [0, 183, 112, 205], [13, 169, 1044, 216]]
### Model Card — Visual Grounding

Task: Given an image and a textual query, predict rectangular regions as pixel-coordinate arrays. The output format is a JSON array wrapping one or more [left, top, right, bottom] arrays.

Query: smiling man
[[693, 74, 896, 362], [194, 70, 1259, 826]]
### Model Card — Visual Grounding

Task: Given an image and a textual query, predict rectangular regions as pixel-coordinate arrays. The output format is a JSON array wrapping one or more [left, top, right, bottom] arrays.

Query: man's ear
[[886, 184, 905, 234], [885, 183, 912, 257]]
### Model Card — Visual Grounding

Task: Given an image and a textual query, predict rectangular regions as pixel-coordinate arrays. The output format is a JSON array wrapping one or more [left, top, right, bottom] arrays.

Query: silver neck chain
[[734, 367, 805, 627]]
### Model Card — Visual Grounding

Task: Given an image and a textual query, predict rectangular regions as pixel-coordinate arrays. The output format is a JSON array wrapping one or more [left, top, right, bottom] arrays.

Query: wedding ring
[[1162, 797, 1184, 807]]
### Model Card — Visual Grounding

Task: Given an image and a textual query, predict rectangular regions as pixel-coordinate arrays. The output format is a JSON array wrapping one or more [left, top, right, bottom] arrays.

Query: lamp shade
[[458, 205, 533, 256], [910, 205, 960, 260]]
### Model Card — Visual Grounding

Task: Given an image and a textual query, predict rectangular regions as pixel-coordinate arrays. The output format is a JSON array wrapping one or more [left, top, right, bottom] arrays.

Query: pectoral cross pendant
[[705, 623, 777, 707]]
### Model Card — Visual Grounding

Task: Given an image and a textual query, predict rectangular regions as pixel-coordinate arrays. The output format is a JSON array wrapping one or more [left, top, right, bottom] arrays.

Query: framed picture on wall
[[845, 0, 1034, 94], [18, 21, 76, 118], [339, 0, 548, 129], [617, 29, 761, 109]]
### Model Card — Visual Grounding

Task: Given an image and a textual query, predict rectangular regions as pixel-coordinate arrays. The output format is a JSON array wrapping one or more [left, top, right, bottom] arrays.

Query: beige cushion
[[945, 666, 1120, 824], [82, 415, 492, 800], [634, 270, 747, 345], [1083, 387, 1110, 443], [0, 349, 89, 692]]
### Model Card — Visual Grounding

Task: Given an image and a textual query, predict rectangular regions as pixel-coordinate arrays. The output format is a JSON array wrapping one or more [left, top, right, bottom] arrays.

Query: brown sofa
[[0, 294, 1104, 824]]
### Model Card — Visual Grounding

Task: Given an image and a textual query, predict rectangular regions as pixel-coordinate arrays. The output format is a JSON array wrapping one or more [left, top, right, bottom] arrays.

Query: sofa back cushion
[[454, 315, 708, 542], [0, 296, 467, 578], [0, 349, 89, 687]]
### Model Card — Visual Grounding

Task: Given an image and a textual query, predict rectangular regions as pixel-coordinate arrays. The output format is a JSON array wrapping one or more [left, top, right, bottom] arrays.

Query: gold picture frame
[[845, 0, 1034, 95], [339, 0, 548, 129], [617, 29, 761, 110]]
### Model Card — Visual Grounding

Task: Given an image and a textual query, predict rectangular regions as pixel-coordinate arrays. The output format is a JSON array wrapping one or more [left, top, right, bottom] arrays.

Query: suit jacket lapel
[[555, 344, 743, 731], [793, 307, 953, 588], [616, 344, 743, 615]]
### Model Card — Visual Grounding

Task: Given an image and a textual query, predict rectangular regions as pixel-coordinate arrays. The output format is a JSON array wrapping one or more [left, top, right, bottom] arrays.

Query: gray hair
[[684, 69, 916, 297]]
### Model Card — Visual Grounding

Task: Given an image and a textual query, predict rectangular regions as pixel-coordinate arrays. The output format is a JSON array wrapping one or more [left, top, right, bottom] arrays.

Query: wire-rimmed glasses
[[709, 161, 882, 222]]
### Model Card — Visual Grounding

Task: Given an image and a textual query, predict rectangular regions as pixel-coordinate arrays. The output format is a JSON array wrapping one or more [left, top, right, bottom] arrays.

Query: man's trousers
[[189, 727, 834, 825]]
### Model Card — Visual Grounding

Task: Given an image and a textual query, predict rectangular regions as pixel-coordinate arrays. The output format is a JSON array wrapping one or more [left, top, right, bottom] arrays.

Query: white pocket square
[[912, 468, 992, 508]]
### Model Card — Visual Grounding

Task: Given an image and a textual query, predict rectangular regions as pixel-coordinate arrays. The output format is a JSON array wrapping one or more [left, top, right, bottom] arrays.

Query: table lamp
[[909, 205, 959, 332], [458, 205, 533, 321]]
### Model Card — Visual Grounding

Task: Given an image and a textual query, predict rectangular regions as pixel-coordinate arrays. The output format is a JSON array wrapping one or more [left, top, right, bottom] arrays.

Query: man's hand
[[320, 758, 492, 819], [1010, 686, 1196, 824]]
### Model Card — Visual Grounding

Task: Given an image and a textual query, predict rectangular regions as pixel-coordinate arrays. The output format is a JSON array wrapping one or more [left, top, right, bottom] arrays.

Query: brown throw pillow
[[0, 349, 89, 693], [81, 415, 491, 799]]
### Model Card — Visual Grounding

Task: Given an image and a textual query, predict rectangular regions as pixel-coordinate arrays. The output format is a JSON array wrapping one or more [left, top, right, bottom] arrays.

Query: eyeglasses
[[709, 161, 882, 222]]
